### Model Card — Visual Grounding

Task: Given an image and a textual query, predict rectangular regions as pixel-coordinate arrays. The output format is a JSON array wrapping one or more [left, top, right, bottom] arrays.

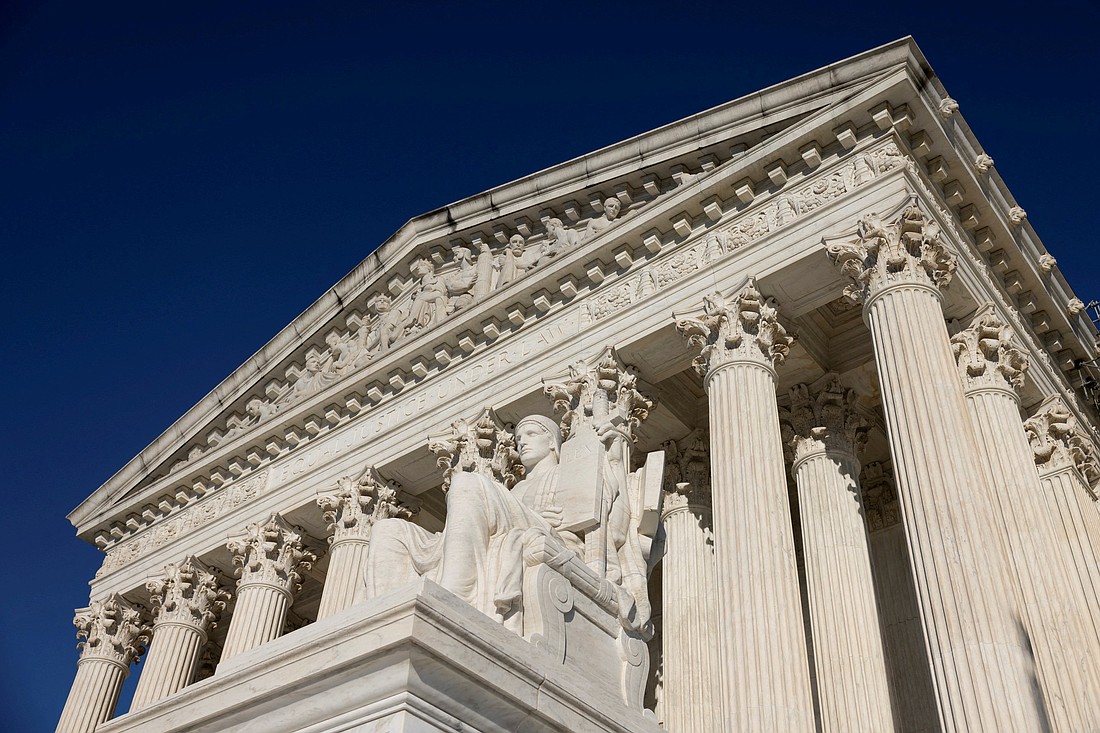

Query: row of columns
[[56, 481, 405, 733], [661, 198, 1100, 732]]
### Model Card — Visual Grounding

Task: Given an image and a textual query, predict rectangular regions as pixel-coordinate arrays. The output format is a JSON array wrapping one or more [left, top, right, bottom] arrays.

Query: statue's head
[[509, 234, 525, 252], [515, 415, 562, 471], [603, 197, 622, 220]]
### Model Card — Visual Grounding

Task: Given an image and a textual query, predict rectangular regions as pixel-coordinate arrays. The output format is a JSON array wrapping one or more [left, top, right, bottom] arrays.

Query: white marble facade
[[58, 38, 1100, 733]]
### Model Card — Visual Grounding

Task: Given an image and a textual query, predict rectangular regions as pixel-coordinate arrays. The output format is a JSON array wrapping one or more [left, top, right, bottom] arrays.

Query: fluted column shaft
[[317, 469, 412, 620], [786, 378, 894, 733], [219, 514, 316, 664], [866, 285, 1042, 731], [677, 280, 813, 732], [826, 201, 1045, 731], [130, 557, 226, 709], [56, 595, 147, 733], [1039, 466, 1100, 645], [954, 311, 1100, 730], [659, 430, 719, 733]]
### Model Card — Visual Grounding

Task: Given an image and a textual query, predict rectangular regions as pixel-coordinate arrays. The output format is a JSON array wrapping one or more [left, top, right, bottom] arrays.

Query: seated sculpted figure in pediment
[[364, 413, 653, 634]]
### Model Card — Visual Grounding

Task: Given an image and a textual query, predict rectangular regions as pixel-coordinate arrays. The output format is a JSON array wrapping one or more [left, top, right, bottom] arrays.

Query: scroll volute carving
[[950, 304, 1029, 392], [226, 513, 318, 593], [146, 556, 229, 630], [428, 407, 523, 491], [1024, 397, 1100, 491], [542, 345, 655, 442], [317, 466, 415, 542], [74, 593, 150, 665]]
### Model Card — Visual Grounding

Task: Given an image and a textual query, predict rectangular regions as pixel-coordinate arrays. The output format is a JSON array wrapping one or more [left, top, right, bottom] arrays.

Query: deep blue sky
[[3, 1, 1098, 728]]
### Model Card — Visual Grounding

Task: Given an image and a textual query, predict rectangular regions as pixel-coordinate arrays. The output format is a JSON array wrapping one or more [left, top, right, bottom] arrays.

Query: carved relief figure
[[583, 197, 623, 240], [443, 246, 479, 312], [545, 218, 581, 257], [496, 234, 548, 287], [409, 257, 449, 330], [279, 354, 336, 407]]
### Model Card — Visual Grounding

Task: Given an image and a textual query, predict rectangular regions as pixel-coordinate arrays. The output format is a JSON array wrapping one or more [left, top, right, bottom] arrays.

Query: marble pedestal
[[95, 579, 662, 733]]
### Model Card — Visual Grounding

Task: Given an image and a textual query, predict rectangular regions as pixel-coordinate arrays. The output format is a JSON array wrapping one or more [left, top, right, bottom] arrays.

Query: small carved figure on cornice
[[950, 306, 1029, 392], [544, 218, 581, 258], [939, 97, 959, 119], [227, 513, 318, 592], [862, 461, 900, 531], [974, 153, 995, 174], [496, 234, 548, 288], [823, 195, 957, 304], [675, 278, 793, 378], [278, 354, 336, 408], [1067, 297, 1086, 316], [408, 257, 449, 331], [1039, 254, 1058, 273], [701, 232, 726, 265], [325, 332, 358, 374], [428, 407, 523, 491], [73, 594, 150, 665], [317, 467, 415, 543], [1008, 206, 1028, 226], [583, 197, 623, 240], [444, 246, 480, 312], [146, 556, 229, 630], [852, 155, 875, 187], [1024, 398, 1100, 488], [368, 293, 412, 353], [781, 374, 869, 465]]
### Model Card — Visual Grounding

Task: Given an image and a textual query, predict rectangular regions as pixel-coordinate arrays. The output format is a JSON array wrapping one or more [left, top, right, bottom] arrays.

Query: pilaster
[[824, 196, 1045, 731], [56, 594, 148, 733], [676, 278, 814, 732], [219, 514, 317, 663], [130, 557, 228, 710], [954, 310, 1100, 730], [781, 375, 894, 732], [658, 429, 719, 733], [316, 467, 414, 619]]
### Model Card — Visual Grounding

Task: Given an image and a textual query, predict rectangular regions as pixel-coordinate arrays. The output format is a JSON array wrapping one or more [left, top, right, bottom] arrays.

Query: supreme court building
[[57, 38, 1100, 733]]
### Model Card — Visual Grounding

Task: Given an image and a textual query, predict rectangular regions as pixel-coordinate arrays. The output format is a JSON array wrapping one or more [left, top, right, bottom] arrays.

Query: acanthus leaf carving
[[674, 277, 793, 378], [316, 466, 415, 543], [1024, 397, 1100, 490], [660, 428, 711, 513], [146, 556, 229, 631], [950, 305, 1029, 393], [427, 407, 522, 490], [823, 195, 957, 304], [226, 513, 318, 593], [780, 374, 869, 464], [861, 461, 900, 532], [74, 593, 150, 666], [542, 346, 654, 442]]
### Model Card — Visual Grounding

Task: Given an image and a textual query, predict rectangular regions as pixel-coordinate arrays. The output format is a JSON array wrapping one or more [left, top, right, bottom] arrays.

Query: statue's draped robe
[[366, 467, 561, 622]]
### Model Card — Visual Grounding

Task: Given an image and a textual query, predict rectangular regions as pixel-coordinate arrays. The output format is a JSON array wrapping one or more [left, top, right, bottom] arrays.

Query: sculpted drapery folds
[[823, 195, 957, 304], [365, 349, 660, 637]]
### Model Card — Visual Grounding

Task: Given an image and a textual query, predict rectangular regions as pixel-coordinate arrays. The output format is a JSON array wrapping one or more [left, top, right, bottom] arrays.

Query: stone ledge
[[99, 579, 660, 733]]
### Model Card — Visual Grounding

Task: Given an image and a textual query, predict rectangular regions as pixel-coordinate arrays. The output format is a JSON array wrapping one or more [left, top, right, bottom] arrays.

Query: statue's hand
[[538, 505, 564, 528], [595, 418, 630, 447]]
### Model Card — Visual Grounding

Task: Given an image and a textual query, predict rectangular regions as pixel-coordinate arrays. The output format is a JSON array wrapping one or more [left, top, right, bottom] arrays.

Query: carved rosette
[[227, 514, 317, 594], [822, 196, 957, 305], [861, 461, 900, 532], [73, 594, 149, 667], [781, 374, 869, 467], [542, 346, 655, 441], [950, 306, 1029, 394], [661, 429, 711, 513], [146, 557, 228, 632], [428, 407, 522, 490], [675, 278, 793, 380], [316, 467, 415, 543], [1024, 397, 1100, 490]]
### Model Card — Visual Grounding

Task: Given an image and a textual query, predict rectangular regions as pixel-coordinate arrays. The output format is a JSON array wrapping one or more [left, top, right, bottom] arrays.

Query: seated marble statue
[[365, 414, 651, 632]]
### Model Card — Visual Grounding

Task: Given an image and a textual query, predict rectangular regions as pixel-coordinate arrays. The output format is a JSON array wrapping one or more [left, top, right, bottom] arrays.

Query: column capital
[[428, 406, 523, 490], [661, 428, 711, 513], [146, 556, 229, 631], [1024, 397, 1100, 490], [73, 593, 149, 668], [823, 195, 957, 305], [781, 374, 869, 467], [675, 277, 793, 380], [861, 461, 900, 532], [317, 466, 415, 543], [543, 345, 654, 441], [950, 305, 1029, 394], [227, 514, 317, 594]]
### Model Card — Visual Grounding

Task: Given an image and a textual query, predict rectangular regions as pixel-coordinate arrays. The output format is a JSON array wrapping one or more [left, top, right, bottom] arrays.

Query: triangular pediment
[[73, 36, 1095, 559]]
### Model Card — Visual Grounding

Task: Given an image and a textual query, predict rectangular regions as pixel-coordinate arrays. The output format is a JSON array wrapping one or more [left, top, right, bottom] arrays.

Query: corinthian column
[[659, 429, 720, 733], [953, 310, 1100, 730], [824, 197, 1045, 731], [1024, 398, 1100, 644], [676, 278, 814, 733], [130, 557, 228, 710], [782, 375, 895, 733], [220, 514, 317, 663], [316, 467, 413, 619], [56, 594, 148, 733]]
